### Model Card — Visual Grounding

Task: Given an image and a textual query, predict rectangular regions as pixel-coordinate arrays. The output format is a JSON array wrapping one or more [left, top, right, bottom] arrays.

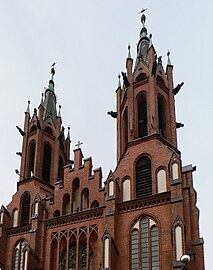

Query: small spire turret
[[128, 44, 132, 58], [67, 126, 71, 140], [167, 51, 172, 66], [26, 100, 30, 114]]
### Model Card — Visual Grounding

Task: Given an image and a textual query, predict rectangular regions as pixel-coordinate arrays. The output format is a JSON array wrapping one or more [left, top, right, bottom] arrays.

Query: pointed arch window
[[108, 180, 114, 197], [104, 238, 110, 268], [138, 93, 148, 137], [13, 240, 29, 270], [123, 179, 131, 201], [62, 193, 70, 215], [175, 226, 183, 260], [42, 142, 52, 182], [82, 188, 89, 210], [21, 193, 30, 226], [158, 95, 167, 138], [136, 156, 152, 199], [157, 169, 167, 193], [72, 178, 80, 213], [172, 163, 179, 180], [0, 211, 3, 224], [131, 217, 159, 270], [28, 141, 36, 177], [123, 107, 128, 149], [13, 209, 18, 227]]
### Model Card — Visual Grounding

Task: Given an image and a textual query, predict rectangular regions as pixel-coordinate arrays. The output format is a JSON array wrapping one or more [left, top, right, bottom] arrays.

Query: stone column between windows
[[86, 232, 90, 269], [66, 237, 69, 270], [76, 235, 79, 270]]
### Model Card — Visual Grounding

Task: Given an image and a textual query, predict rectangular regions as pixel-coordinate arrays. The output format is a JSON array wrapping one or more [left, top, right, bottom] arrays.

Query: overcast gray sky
[[0, 0, 212, 268]]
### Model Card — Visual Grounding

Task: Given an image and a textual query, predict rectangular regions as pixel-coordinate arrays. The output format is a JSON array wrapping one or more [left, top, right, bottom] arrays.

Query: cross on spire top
[[75, 141, 83, 149]]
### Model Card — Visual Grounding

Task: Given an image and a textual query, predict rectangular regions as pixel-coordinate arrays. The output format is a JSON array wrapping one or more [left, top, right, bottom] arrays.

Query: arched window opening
[[136, 156, 152, 199], [0, 211, 3, 224], [82, 188, 89, 210], [175, 226, 183, 260], [60, 237, 67, 270], [131, 217, 159, 270], [34, 201, 39, 217], [62, 193, 70, 215], [58, 156, 64, 182], [13, 209, 18, 227], [157, 169, 167, 193], [138, 93, 148, 138], [158, 95, 167, 138], [72, 178, 80, 213], [53, 210, 60, 217], [172, 163, 179, 180], [42, 142, 52, 183], [45, 126, 53, 136], [157, 75, 165, 85], [104, 238, 110, 268], [28, 141, 36, 177], [21, 193, 30, 226], [91, 200, 99, 208], [123, 179, 131, 201], [30, 125, 37, 132], [135, 73, 147, 83], [50, 238, 57, 270], [122, 108, 128, 150], [13, 240, 29, 270], [108, 181, 114, 197]]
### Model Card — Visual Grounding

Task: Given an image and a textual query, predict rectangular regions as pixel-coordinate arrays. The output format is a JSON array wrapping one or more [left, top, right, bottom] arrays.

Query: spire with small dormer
[[135, 10, 152, 67], [43, 63, 57, 125]]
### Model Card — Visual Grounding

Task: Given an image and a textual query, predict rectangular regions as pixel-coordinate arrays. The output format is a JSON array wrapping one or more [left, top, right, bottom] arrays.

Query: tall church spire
[[135, 11, 152, 68], [43, 64, 57, 125]]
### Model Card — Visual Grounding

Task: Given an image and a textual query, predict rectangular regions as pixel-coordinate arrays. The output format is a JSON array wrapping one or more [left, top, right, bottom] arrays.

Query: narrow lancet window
[[158, 95, 167, 138], [21, 193, 30, 226], [42, 142, 52, 182], [157, 169, 167, 193], [28, 141, 36, 177], [138, 93, 148, 137]]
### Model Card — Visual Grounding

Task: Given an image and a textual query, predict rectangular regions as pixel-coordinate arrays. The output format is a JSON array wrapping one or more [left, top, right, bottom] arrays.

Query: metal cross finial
[[138, 8, 148, 14], [51, 62, 57, 80], [75, 140, 83, 149]]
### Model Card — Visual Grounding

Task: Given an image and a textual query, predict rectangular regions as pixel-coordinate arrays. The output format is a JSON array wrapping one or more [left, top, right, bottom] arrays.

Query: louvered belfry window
[[21, 193, 30, 225], [136, 157, 152, 199]]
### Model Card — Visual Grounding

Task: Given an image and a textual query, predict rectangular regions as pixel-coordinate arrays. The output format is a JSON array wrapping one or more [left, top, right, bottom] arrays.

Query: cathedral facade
[[0, 14, 205, 270]]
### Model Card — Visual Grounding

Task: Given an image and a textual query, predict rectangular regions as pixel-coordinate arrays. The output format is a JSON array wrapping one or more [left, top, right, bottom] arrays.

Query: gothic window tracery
[[131, 216, 159, 270], [60, 242, 93, 270], [13, 240, 29, 270]]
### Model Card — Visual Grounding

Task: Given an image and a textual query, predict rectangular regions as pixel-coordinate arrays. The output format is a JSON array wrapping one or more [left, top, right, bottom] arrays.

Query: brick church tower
[[0, 13, 205, 270]]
